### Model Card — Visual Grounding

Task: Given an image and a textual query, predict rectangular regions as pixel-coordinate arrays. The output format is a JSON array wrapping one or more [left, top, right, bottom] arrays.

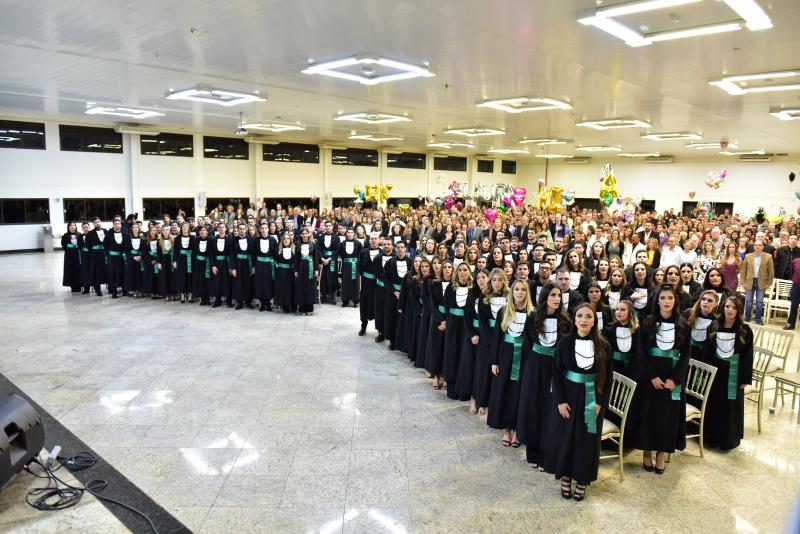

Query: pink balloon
[[456, 201, 464, 210], [513, 187, 527, 197], [512, 193, 525, 206], [720, 169, 728, 179], [443, 197, 455, 210], [484, 208, 498, 223], [502, 196, 512, 207], [689, 190, 696, 199]]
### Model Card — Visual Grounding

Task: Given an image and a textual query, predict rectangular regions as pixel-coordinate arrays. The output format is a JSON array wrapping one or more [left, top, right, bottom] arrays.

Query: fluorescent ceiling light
[[487, 147, 529, 155], [241, 122, 305, 132], [720, 149, 765, 155], [165, 85, 265, 106], [710, 70, 800, 95], [334, 112, 411, 124], [641, 131, 702, 141], [595, 0, 702, 18], [619, 152, 660, 157], [723, 0, 773, 30], [476, 96, 572, 113], [578, 14, 653, 47], [686, 142, 738, 150], [426, 141, 475, 149], [648, 22, 742, 43], [443, 127, 505, 137], [85, 105, 164, 119], [575, 145, 622, 152], [302, 55, 435, 85], [770, 107, 800, 121], [348, 133, 403, 142], [535, 154, 570, 159], [576, 118, 651, 130], [519, 138, 572, 145]]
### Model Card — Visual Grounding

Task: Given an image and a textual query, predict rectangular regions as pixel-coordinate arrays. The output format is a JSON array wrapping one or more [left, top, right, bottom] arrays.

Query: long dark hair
[[534, 282, 572, 336], [645, 284, 687, 347], [702, 267, 726, 290], [572, 303, 611, 393], [628, 261, 652, 289], [416, 258, 432, 290], [712, 295, 749, 345]]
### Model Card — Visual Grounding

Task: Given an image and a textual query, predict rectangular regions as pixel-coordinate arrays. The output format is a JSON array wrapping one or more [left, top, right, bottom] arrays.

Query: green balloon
[[602, 192, 613, 207]]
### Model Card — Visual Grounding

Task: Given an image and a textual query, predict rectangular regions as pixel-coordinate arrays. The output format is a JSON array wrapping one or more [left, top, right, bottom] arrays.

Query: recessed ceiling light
[[519, 138, 572, 145], [334, 112, 411, 124], [301, 55, 435, 85], [487, 147, 529, 154], [241, 122, 305, 132], [443, 127, 505, 137], [535, 154, 570, 159], [770, 107, 800, 121], [723, 0, 773, 30], [348, 133, 404, 142], [575, 145, 622, 152], [165, 85, 265, 106], [640, 131, 702, 141], [619, 152, 661, 157], [576, 118, 651, 130], [426, 141, 476, 149], [686, 142, 739, 150], [476, 96, 572, 113], [648, 22, 742, 43], [720, 149, 765, 155], [710, 70, 800, 95], [85, 104, 164, 119]]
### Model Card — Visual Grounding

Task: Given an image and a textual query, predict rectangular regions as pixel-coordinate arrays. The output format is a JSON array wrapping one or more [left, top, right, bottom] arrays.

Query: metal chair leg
[[757, 389, 763, 433], [618, 439, 624, 481], [699, 420, 705, 458]]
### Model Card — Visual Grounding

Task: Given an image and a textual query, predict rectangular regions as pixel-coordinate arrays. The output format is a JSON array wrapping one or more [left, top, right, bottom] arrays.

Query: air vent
[[243, 135, 280, 145], [739, 154, 773, 162], [644, 156, 673, 163], [564, 157, 591, 164], [114, 123, 160, 136]]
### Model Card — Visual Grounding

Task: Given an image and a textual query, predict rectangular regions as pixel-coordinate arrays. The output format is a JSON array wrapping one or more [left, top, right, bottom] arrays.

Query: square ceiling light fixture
[[348, 132, 403, 142], [487, 147, 529, 155], [710, 70, 800, 95], [476, 96, 572, 113], [241, 122, 305, 132], [519, 138, 572, 145], [302, 55, 435, 85], [686, 142, 738, 150], [770, 107, 800, 121], [426, 140, 476, 149], [85, 104, 164, 120], [640, 131, 702, 141], [334, 112, 411, 124], [575, 145, 622, 152], [165, 85, 265, 106], [443, 127, 505, 137], [577, 0, 771, 47], [576, 118, 651, 130]]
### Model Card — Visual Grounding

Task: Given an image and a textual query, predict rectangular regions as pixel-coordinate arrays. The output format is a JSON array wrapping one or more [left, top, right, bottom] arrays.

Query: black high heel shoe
[[642, 462, 654, 473], [560, 478, 572, 499]]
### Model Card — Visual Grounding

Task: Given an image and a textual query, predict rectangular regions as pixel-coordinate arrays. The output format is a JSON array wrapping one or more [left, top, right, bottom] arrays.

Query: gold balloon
[[398, 203, 410, 215], [354, 185, 361, 195]]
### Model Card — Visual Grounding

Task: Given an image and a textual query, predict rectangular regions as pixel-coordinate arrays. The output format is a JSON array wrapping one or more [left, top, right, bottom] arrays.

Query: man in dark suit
[[775, 234, 800, 280], [637, 219, 658, 246], [290, 207, 304, 230]]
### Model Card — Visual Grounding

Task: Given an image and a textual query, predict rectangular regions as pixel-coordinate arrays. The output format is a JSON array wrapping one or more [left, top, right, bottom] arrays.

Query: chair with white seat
[[757, 329, 794, 402], [765, 279, 793, 323], [744, 347, 774, 432], [683, 359, 717, 458], [772, 348, 800, 424], [600, 372, 636, 481]]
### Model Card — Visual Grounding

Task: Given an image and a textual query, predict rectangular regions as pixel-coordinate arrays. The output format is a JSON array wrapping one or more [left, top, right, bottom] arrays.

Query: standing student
[[488, 279, 536, 448], [634, 285, 691, 474], [338, 227, 362, 308], [294, 228, 318, 315], [85, 217, 107, 296], [210, 223, 233, 308], [694, 267, 733, 311], [414, 258, 436, 370], [603, 300, 639, 380], [317, 221, 340, 304], [123, 223, 145, 298], [443, 263, 474, 397], [61, 222, 82, 292], [384, 241, 413, 351], [104, 219, 126, 299], [685, 290, 719, 362], [172, 222, 194, 303], [254, 223, 277, 311], [585, 282, 612, 331], [703, 296, 753, 450], [603, 267, 626, 311], [397, 256, 422, 357], [679, 263, 701, 301], [79, 222, 92, 294], [158, 226, 175, 302], [274, 232, 296, 313], [373, 239, 394, 343], [192, 225, 213, 306], [545, 303, 612, 501], [358, 233, 381, 335], [473, 268, 509, 415], [143, 226, 160, 299], [456, 268, 489, 410], [231, 223, 255, 310], [426, 259, 453, 389], [622, 261, 652, 320]]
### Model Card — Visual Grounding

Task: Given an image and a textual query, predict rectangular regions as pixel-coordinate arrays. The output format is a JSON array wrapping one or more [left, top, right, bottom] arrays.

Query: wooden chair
[[684, 358, 717, 458], [772, 349, 800, 425], [765, 279, 793, 323], [744, 347, 774, 432], [600, 372, 637, 480]]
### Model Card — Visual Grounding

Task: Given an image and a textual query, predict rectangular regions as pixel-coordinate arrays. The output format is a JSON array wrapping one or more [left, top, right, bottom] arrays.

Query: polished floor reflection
[[1, 253, 799, 533]]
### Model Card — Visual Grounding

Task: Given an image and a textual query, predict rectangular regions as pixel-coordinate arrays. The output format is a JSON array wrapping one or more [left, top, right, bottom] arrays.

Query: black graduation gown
[[473, 297, 504, 408], [294, 241, 318, 312], [415, 281, 433, 369], [395, 272, 417, 355], [684, 310, 716, 411], [384, 256, 413, 345], [566, 268, 592, 296], [633, 318, 691, 453], [622, 282, 652, 320], [254, 236, 278, 304], [442, 284, 471, 392], [487, 308, 536, 431], [544, 334, 612, 486], [702, 324, 753, 450], [210, 236, 233, 303], [103, 230, 126, 294], [453, 299, 480, 401], [60, 232, 82, 291], [317, 233, 340, 298], [85, 228, 107, 290], [274, 247, 296, 312], [425, 281, 449, 376], [123, 235, 146, 293], [231, 236, 255, 305], [602, 322, 640, 433], [78, 234, 91, 290], [172, 234, 195, 294], [159, 240, 175, 297], [338, 239, 362, 302], [561, 289, 584, 317], [141, 239, 158, 295], [373, 253, 393, 335], [191, 237, 213, 300], [359, 247, 381, 327]]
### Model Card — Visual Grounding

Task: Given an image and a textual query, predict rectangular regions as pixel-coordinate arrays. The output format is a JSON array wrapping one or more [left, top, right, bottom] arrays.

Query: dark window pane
[[477, 159, 494, 173], [0, 120, 46, 150], [2, 200, 26, 223], [263, 142, 319, 163], [142, 198, 194, 219], [203, 136, 248, 159], [141, 133, 193, 157], [105, 199, 126, 220], [25, 199, 49, 223], [65, 198, 125, 221], [59, 125, 123, 153], [331, 148, 378, 167], [205, 198, 251, 214], [386, 152, 425, 169], [501, 160, 516, 174], [63, 200, 86, 222], [433, 156, 467, 172]]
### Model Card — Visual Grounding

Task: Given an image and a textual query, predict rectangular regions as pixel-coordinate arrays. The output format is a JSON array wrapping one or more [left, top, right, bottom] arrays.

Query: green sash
[[300, 255, 313, 279], [277, 261, 292, 270], [472, 319, 480, 329], [565, 370, 597, 434], [649, 347, 682, 400], [65, 243, 78, 249], [488, 318, 496, 328], [612, 351, 632, 365], [449, 308, 465, 317], [715, 352, 740, 400], [92, 244, 107, 265], [65, 243, 81, 264], [438, 304, 446, 314], [129, 250, 145, 271], [179, 249, 192, 273], [376, 279, 385, 287], [690, 339, 703, 349], [323, 250, 334, 271], [107, 250, 122, 256], [362, 271, 376, 280], [342, 257, 357, 280], [195, 254, 211, 278], [533, 343, 556, 356], [392, 283, 401, 292], [503, 333, 524, 381], [257, 256, 276, 278], [235, 252, 252, 272]]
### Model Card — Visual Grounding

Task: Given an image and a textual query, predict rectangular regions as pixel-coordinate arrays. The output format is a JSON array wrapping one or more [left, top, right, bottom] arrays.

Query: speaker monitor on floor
[[0, 394, 45, 491]]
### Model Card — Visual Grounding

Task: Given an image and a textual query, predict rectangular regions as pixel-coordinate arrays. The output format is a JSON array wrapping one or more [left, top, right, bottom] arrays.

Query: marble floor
[[1, 252, 799, 533]]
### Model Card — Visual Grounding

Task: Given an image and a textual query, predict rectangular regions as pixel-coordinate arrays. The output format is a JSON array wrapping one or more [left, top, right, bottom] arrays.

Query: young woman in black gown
[[413, 259, 434, 370], [274, 232, 296, 313], [443, 263, 473, 396], [473, 268, 509, 417], [61, 222, 82, 292], [585, 282, 612, 331], [456, 268, 489, 411], [426, 259, 452, 389]]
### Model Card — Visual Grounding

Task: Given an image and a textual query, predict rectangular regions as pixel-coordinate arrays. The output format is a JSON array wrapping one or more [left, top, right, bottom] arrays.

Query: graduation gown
[[78, 233, 91, 290], [103, 229, 126, 293], [622, 282, 652, 320], [317, 233, 340, 297], [442, 284, 471, 393], [191, 237, 213, 300], [358, 247, 381, 326], [254, 235, 278, 303], [210, 236, 233, 303], [373, 253, 393, 335], [274, 246, 296, 311], [633, 317, 691, 453], [395, 272, 417, 356], [415, 280, 433, 369], [567, 268, 592, 296], [294, 241, 318, 312], [141, 239, 158, 295], [338, 239, 362, 302], [61, 232, 82, 291], [603, 286, 624, 311], [384, 256, 413, 344], [158, 239, 175, 296], [487, 308, 536, 431], [702, 324, 753, 450], [453, 298, 480, 401], [172, 234, 195, 294], [473, 296, 505, 408], [425, 280, 449, 376], [231, 236, 255, 305], [603, 321, 640, 433], [560, 289, 584, 317], [123, 235, 146, 293], [85, 227, 107, 289], [544, 334, 612, 486]]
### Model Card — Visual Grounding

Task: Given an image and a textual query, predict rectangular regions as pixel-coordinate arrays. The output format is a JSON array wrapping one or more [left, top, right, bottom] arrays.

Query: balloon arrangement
[[598, 164, 619, 208], [534, 181, 564, 213], [478, 183, 528, 220], [766, 205, 786, 224], [397, 203, 411, 215], [704, 169, 728, 190], [563, 186, 576, 206], [353, 183, 393, 204]]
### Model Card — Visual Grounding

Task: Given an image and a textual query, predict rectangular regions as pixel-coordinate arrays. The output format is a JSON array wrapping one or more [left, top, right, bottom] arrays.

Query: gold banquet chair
[[757, 328, 794, 402], [744, 347, 774, 433], [682, 359, 717, 458], [772, 348, 800, 425], [600, 372, 636, 480]]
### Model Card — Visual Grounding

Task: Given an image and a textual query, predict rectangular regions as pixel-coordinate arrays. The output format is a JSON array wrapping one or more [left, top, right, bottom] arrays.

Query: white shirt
[[607, 290, 621, 310], [679, 249, 697, 266], [659, 246, 682, 268]]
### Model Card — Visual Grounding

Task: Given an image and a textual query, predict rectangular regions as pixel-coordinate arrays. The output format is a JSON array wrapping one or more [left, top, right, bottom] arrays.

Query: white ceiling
[[0, 0, 798, 160]]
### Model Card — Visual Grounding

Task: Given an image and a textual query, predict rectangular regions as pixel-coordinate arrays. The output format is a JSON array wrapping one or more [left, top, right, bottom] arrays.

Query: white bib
[[549, 273, 556, 282], [345, 242, 354, 255], [507, 311, 527, 337], [259, 239, 271, 254], [425, 254, 434, 262], [131, 238, 140, 250], [382, 255, 392, 267], [597, 312, 604, 330], [691, 317, 713, 342], [490, 296, 506, 318], [96, 230, 105, 242], [539, 317, 558, 347], [716, 331, 736, 359], [575, 339, 595, 370], [238, 238, 248, 251], [397, 260, 408, 278], [282, 248, 292, 260], [356, 238, 366, 246], [569, 271, 582, 291], [616, 327, 632, 353], [533, 262, 540, 274], [633, 288, 648, 309], [656, 322, 676, 350], [181, 236, 189, 248], [324, 235, 332, 248], [163, 240, 171, 251], [199, 241, 207, 253], [113, 232, 122, 245], [504, 254, 513, 262], [70, 235, 77, 245], [149, 241, 158, 252], [456, 286, 469, 307], [393, 235, 402, 244], [597, 280, 608, 290], [562, 291, 570, 308], [369, 249, 380, 261], [300, 244, 310, 256], [683, 285, 691, 294], [453, 257, 463, 268], [608, 291, 621, 310], [216, 239, 225, 252], [556, 254, 562, 265], [536, 285, 542, 302], [441, 282, 450, 294]]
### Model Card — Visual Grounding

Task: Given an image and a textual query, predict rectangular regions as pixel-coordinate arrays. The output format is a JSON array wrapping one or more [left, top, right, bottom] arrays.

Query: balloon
[[359, 191, 366, 200], [599, 164, 620, 207], [443, 197, 455, 210], [767, 205, 786, 224], [795, 189, 800, 200], [616, 195, 623, 204], [563, 192, 575, 203], [456, 201, 464, 211], [484, 208, 498, 223], [435, 198, 444, 207], [720, 169, 728, 179], [797, 206, 800, 216], [310, 194, 318, 204], [502, 196, 512, 208], [688, 190, 696, 199], [538, 179, 546, 190], [498, 204, 508, 213], [398, 203, 410, 215], [353, 185, 361, 195], [602, 192, 614, 207], [705, 171, 722, 190], [755, 207, 766, 224]]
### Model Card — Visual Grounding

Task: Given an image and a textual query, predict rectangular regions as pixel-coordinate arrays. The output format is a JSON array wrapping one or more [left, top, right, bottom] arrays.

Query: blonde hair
[[615, 299, 639, 334], [483, 268, 510, 304], [501, 279, 534, 332], [452, 263, 474, 289], [158, 228, 173, 251]]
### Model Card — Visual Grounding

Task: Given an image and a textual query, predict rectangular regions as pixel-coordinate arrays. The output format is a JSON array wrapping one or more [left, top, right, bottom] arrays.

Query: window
[[387, 152, 425, 169], [387, 197, 424, 208], [205, 198, 251, 215], [203, 136, 249, 159], [501, 160, 516, 174], [0, 198, 49, 224], [63, 198, 125, 222], [433, 156, 467, 172], [263, 142, 319, 163], [331, 147, 378, 167], [143, 198, 195, 220], [682, 201, 731, 216], [0, 120, 46, 150], [640, 199, 656, 212], [140, 133, 193, 157], [477, 159, 494, 173], [59, 125, 123, 153]]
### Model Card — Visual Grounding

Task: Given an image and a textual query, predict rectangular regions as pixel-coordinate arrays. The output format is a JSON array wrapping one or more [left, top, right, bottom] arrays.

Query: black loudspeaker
[[0, 394, 45, 491], [790, 171, 796, 182]]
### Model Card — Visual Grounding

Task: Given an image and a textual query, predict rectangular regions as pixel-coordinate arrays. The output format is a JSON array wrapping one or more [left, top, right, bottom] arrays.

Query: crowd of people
[[60, 199, 797, 500]]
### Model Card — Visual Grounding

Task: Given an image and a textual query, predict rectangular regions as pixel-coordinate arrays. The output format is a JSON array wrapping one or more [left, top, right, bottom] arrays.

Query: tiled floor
[[1, 252, 799, 533]]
